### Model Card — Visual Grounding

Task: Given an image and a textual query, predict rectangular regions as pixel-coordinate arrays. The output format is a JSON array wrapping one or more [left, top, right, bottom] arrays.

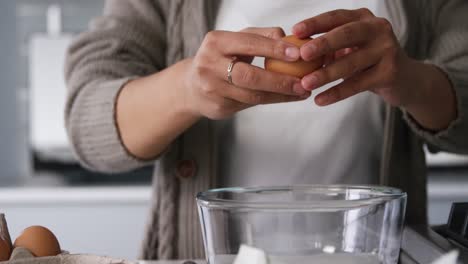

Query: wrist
[[173, 58, 203, 120], [400, 59, 457, 131], [397, 58, 429, 109], [116, 59, 201, 160]]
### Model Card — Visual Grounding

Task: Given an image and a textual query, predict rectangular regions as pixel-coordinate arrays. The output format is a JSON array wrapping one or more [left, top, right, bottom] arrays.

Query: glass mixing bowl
[[197, 185, 406, 264]]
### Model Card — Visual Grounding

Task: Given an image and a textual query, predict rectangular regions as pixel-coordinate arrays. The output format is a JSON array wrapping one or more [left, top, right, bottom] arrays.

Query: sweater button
[[176, 159, 197, 179]]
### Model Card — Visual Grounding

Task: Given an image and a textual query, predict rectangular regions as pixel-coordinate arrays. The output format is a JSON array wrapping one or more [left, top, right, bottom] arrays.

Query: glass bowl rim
[[196, 185, 406, 210]]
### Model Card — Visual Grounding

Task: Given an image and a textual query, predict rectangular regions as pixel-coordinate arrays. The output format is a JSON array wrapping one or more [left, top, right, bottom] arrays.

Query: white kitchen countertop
[[0, 176, 465, 204], [0, 186, 152, 205], [0, 176, 467, 227]]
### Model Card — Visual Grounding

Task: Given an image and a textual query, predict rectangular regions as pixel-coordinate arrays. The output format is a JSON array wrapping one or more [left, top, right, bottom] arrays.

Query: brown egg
[[0, 238, 11, 261], [265, 35, 324, 78], [14, 226, 61, 257]]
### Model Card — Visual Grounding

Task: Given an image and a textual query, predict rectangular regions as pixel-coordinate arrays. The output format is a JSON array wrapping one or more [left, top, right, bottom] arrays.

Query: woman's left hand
[[292, 8, 416, 107]]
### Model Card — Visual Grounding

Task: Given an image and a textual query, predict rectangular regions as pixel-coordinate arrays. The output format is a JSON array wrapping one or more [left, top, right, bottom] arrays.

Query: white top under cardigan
[[215, 0, 394, 187]]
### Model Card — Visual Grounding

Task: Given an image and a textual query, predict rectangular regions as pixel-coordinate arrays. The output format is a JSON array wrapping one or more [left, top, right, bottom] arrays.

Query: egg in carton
[[5, 247, 134, 264], [0, 214, 134, 264]]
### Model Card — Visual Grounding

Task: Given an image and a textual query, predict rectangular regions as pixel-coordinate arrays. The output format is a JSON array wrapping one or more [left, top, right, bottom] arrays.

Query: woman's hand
[[116, 27, 309, 159], [293, 8, 411, 106], [292, 8, 456, 131], [181, 27, 309, 120]]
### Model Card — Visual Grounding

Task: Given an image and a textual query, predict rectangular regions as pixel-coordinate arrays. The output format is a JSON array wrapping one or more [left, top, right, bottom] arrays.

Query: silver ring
[[227, 56, 238, 85]]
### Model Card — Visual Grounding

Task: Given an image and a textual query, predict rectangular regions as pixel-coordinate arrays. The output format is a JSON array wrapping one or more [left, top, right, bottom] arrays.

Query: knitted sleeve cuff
[[67, 77, 154, 173]]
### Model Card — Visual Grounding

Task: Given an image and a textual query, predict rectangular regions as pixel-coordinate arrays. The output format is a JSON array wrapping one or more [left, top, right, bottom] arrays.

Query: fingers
[[335, 47, 357, 59], [300, 21, 374, 61], [292, 8, 374, 38], [202, 96, 248, 120], [323, 52, 336, 66], [240, 27, 286, 40], [302, 48, 380, 90], [202, 30, 300, 61], [314, 66, 380, 106], [212, 58, 307, 96], [237, 27, 286, 64], [202, 88, 307, 120], [286, 8, 403, 107], [214, 80, 309, 105]]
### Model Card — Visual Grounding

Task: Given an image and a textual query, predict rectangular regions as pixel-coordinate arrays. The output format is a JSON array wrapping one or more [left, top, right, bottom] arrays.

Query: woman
[[65, 0, 468, 260]]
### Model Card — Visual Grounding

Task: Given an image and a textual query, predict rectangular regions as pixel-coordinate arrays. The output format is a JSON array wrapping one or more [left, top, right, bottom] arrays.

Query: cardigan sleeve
[[65, 0, 169, 173], [403, 0, 468, 154]]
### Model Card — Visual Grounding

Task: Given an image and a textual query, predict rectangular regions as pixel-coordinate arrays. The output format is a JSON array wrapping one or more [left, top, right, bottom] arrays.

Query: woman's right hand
[[181, 27, 310, 120]]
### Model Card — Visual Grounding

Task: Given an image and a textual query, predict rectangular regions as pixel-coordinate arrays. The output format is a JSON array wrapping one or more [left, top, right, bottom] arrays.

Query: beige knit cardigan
[[65, 0, 468, 260]]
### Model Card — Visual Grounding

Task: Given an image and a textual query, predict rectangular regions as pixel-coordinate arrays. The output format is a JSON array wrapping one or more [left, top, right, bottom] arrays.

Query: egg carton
[[1, 214, 135, 264], [1, 248, 135, 264]]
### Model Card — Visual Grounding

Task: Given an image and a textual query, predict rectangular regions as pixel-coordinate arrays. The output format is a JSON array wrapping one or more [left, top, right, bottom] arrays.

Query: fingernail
[[285, 47, 300, 60], [302, 43, 318, 61], [302, 74, 318, 90], [316, 93, 329, 105], [293, 81, 306, 95], [293, 23, 306, 35]]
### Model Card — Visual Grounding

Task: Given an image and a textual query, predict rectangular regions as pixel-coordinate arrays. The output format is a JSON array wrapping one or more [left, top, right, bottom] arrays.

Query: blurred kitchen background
[[0, 0, 152, 260], [0, 0, 467, 260]]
